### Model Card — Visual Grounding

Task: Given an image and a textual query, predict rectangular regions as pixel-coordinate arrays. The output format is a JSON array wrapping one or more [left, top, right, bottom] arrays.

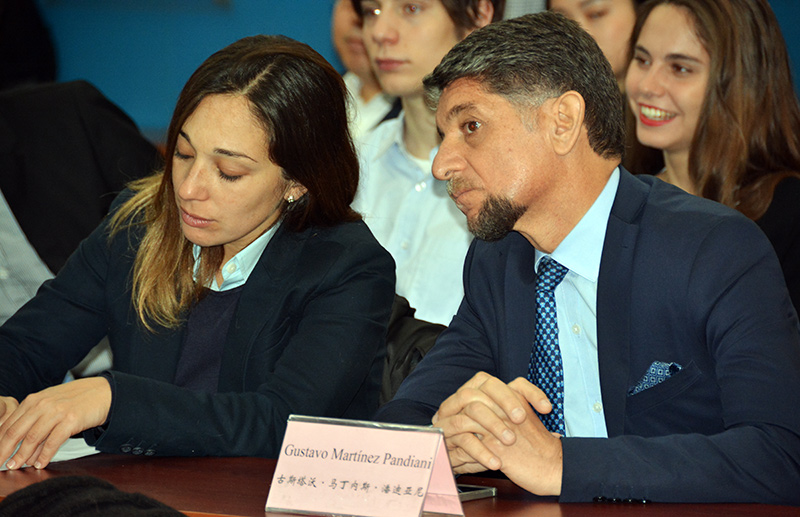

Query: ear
[[285, 182, 308, 202], [471, 0, 495, 30], [549, 90, 585, 156]]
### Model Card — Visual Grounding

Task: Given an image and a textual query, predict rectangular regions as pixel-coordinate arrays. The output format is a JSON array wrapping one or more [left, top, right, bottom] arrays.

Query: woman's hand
[[0, 377, 111, 470], [0, 396, 19, 427]]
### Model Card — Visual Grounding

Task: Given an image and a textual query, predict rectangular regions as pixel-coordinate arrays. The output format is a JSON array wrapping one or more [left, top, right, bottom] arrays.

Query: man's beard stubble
[[447, 178, 526, 242], [469, 195, 526, 242]]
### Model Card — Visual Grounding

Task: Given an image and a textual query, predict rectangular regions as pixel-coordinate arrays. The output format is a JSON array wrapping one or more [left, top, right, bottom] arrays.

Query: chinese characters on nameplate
[[265, 415, 464, 517]]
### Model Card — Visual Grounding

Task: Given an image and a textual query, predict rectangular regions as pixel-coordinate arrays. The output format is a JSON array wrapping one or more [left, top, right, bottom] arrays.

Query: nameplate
[[265, 415, 463, 517]]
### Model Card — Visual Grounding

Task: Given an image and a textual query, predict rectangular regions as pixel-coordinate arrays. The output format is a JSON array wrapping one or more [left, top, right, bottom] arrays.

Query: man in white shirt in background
[[351, 0, 504, 326]]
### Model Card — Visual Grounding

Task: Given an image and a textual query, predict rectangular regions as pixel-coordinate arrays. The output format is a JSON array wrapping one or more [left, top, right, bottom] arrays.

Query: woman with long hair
[[0, 35, 395, 470], [625, 0, 800, 310]]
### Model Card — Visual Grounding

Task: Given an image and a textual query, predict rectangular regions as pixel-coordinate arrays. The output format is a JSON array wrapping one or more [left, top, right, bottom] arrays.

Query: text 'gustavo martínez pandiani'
[[283, 445, 433, 469]]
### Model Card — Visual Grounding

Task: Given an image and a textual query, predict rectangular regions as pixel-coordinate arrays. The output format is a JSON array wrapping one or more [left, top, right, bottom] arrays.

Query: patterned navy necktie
[[528, 256, 569, 435]]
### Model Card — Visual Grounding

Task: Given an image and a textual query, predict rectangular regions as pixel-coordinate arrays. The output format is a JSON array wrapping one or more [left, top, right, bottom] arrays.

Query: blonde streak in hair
[[107, 173, 195, 331]]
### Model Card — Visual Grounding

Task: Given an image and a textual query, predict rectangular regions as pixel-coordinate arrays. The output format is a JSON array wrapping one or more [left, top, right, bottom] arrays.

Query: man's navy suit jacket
[[376, 169, 800, 504]]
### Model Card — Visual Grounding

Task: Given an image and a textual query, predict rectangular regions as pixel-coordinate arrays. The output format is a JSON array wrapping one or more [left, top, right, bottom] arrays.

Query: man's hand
[[0, 377, 111, 470], [481, 390, 564, 496], [431, 372, 553, 475]]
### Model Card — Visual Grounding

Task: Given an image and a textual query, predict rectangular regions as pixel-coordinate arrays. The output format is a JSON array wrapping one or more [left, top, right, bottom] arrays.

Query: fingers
[[435, 372, 528, 425], [440, 416, 503, 472], [0, 378, 112, 470], [508, 377, 553, 416], [0, 398, 69, 470], [0, 396, 19, 427]]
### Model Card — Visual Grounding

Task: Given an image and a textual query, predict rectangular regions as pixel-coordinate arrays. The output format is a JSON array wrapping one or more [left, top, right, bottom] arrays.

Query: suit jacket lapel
[[597, 169, 647, 437], [503, 233, 539, 379], [217, 224, 302, 392]]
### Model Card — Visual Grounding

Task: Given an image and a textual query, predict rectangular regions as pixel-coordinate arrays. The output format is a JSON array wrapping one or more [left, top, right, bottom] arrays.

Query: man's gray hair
[[424, 12, 625, 159]]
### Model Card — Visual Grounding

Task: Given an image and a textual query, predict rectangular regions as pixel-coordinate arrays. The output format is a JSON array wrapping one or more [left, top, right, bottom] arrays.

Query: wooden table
[[0, 454, 797, 516]]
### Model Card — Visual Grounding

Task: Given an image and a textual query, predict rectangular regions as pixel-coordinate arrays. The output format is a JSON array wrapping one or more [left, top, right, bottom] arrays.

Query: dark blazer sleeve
[[0, 80, 161, 273], [0, 196, 395, 458], [375, 238, 511, 425]]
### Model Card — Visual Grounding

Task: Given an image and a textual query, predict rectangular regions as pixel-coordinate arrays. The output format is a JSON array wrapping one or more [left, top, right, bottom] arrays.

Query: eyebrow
[[178, 130, 258, 163], [634, 45, 706, 65], [442, 101, 478, 124]]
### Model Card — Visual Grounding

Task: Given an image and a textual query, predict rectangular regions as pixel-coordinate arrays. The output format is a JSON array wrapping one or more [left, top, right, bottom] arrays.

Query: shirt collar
[[193, 222, 280, 292], [536, 167, 620, 282]]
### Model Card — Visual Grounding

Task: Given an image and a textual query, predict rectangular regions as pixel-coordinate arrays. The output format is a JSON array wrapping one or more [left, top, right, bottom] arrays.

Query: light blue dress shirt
[[0, 188, 54, 324], [353, 114, 472, 325], [193, 223, 279, 292], [535, 167, 620, 438]]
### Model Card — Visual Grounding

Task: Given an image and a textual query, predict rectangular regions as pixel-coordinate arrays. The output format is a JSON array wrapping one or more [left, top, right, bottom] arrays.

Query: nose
[[369, 9, 398, 45], [636, 63, 666, 97], [432, 137, 465, 182], [175, 159, 209, 202]]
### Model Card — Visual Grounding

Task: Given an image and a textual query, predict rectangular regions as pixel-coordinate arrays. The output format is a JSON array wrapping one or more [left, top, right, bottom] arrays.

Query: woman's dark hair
[[165, 34, 361, 232], [110, 35, 361, 329]]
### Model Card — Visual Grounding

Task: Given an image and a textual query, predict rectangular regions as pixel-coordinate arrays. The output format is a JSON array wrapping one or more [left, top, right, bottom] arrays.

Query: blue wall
[[36, 0, 798, 143], [36, 0, 340, 141]]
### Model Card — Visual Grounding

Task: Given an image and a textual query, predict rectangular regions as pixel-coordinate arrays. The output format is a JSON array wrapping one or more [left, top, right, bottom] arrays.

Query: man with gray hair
[[375, 12, 800, 504]]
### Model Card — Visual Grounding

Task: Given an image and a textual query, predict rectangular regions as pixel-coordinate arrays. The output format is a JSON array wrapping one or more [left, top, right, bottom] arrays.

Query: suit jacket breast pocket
[[626, 360, 702, 416]]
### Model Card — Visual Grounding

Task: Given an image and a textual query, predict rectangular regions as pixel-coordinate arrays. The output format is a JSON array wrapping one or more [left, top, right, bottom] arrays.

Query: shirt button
[[572, 324, 581, 335], [593, 402, 602, 413], [414, 182, 426, 192], [400, 241, 410, 250], [226, 263, 237, 274]]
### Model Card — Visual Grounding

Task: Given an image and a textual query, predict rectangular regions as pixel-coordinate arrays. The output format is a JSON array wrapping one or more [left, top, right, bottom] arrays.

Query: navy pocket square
[[628, 361, 682, 396]]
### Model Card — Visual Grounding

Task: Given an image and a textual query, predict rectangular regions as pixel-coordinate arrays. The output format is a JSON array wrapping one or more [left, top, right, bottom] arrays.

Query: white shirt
[[193, 223, 279, 292], [534, 167, 620, 438], [343, 72, 396, 145], [0, 187, 54, 325], [503, 0, 545, 19], [354, 114, 472, 325]]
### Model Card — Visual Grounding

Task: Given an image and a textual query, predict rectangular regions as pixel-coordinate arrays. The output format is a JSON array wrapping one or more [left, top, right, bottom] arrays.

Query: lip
[[180, 208, 213, 229], [449, 187, 476, 211], [375, 58, 406, 72], [637, 103, 677, 127]]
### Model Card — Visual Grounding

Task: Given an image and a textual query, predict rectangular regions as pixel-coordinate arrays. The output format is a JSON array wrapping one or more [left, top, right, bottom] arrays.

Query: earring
[[287, 195, 295, 204]]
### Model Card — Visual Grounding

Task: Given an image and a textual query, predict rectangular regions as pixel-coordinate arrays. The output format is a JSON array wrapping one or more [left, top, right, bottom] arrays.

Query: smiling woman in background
[[625, 0, 800, 311], [0, 35, 395, 470]]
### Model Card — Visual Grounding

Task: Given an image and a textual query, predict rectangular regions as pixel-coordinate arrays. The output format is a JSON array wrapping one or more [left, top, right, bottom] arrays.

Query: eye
[[585, 7, 608, 21], [217, 169, 242, 182], [174, 150, 193, 160], [672, 63, 692, 75], [464, 120, 481, 134], [632, 53, 651, 68], [403, 3, 420, 14], [363, 6, 381, 17]]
